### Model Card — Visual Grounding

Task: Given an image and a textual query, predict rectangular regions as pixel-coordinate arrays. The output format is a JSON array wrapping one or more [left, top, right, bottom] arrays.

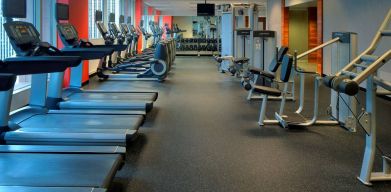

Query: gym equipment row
[[177, 38, 220, 56], [215, 7, 391, 186], [94, 10, 176, 82], [0, 1, 177, 191]]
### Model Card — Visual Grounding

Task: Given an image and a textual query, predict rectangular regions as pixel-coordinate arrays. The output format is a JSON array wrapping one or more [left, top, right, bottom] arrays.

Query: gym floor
[[86, 56, 391, 192]]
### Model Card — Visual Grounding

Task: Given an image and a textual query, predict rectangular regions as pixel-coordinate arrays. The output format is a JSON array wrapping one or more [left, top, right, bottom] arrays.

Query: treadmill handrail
[[1, 56, 82, 75]]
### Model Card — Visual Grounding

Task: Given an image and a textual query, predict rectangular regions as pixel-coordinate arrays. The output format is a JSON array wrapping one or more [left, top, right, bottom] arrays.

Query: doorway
[[282, 0, 322, 73]]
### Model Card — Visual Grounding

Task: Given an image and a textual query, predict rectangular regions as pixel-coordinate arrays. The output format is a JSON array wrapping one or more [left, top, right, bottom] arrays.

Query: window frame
[[88, 0, 104, 39]]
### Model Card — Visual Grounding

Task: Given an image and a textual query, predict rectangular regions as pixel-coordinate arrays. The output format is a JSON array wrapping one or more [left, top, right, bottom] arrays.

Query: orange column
[[69, 0, 89, 84], [148, 7, 154, 15], [155, 10, 161, 23], [135, 0, 143, 53], [308, 7, 317, 64], [317, 0, 323, 74], [56, 0, 89, 87], [281, 0, 289, 47], [162, 16, 173, 39], [56, 0, 70, 87]]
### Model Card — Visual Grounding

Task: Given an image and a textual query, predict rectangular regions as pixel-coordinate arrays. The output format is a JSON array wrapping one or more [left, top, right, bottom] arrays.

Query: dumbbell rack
[[177, 38, 220, 56]]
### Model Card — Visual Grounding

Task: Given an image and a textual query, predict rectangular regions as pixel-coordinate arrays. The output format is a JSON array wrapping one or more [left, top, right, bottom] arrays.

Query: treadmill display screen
[[14, 25, 34, 38], [2, 0, 26, 18]]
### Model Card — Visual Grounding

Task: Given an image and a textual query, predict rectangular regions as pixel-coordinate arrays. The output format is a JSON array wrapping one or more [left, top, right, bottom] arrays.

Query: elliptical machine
[[95, 11, 168, 81]]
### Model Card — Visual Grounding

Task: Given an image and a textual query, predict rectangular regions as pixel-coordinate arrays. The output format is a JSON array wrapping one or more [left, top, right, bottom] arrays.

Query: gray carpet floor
[[86, 56, 391, 192]]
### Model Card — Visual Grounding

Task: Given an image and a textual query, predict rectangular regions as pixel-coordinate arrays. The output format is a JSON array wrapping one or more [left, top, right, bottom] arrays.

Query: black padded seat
[[249, 67, 275, 79], [253, 85, 282, 97], [233, 57, 249, 65]]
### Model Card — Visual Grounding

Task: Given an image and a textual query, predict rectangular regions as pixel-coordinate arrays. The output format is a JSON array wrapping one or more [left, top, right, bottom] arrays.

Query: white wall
[[285, 0, 315, 7], [267, 0, 282, 47], [267, 0, 391, 81], [323, 0, 391, 81], [173, 16, 194, 38]]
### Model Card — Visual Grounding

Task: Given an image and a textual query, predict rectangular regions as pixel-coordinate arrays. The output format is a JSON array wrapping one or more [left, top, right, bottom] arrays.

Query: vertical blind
[[88, 0, 103, 38]]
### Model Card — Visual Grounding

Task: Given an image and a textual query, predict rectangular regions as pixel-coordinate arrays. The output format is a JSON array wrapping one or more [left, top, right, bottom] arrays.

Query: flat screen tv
[[197, 4, 215, 16]]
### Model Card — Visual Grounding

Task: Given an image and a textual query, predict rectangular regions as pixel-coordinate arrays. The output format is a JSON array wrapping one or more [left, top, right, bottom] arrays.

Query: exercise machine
[[322, 9, 391, 185], [2, 4, 142, 146], [95, 11, 169, 81], [255, 32, 357, 127], [54, 4, 158, 112]]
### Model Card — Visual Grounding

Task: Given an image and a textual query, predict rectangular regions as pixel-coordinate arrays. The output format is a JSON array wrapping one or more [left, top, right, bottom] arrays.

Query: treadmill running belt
[[68, 92, 157, 101], [0, 153, 121, 188], [18, 114, 142, 130], [0, 186, 106, 192]]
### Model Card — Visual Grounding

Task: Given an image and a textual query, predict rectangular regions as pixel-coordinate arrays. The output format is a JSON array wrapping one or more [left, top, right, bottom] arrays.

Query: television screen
[[56, 3, 69, 20], [197, 4, 215, 16], [2, 0, 26, 18]]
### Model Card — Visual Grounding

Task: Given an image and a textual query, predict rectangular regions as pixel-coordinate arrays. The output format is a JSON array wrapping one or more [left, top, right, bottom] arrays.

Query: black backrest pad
[[95, 10, 103, 22], [2, 0, 26, 18], [277, 46, 289, 62], [280, 54, 293, 82], [56, 3, 69, 20], [127, 16, 132, 24], [269, 46, 289, 72], [268, 59, 279, 72]]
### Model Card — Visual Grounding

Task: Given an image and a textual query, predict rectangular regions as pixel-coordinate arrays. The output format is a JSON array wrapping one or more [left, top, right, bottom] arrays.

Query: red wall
[[308, 7, 317, 64], [69, 0, 89, 84], [56, 0, 89, 87], [135, 0, 143, 53], [148, 7, 154, 15], [155, 10, 161, 23], [281, 0, 289, 47], [56, 0, 70, 87], [162, 16, 172, 39], [317, 0, 323, 74]]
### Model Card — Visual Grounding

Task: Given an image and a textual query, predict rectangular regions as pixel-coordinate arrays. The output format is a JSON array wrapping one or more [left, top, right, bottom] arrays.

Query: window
[[107, 0, 124, 23], [0, 2, 16, 60], [0, 0, 39, 90], [88, 0, 103, 39]]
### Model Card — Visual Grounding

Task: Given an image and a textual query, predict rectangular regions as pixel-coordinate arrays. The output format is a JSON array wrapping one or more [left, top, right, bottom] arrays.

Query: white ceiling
[[144, 0, 267, 16]]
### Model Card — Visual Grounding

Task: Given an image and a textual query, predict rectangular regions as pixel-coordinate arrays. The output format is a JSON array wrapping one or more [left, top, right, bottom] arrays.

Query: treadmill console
[[3, 21, 41, 56], [57, 23, 79, 47]]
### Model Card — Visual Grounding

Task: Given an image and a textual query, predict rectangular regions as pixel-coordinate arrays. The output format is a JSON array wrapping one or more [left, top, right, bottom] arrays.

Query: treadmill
[[0, 57, 127, 154], [0, 186, 106, 192], [0, 57, 124, 190], [1, 9, 142, 146], [42, 3, 158, 113]]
